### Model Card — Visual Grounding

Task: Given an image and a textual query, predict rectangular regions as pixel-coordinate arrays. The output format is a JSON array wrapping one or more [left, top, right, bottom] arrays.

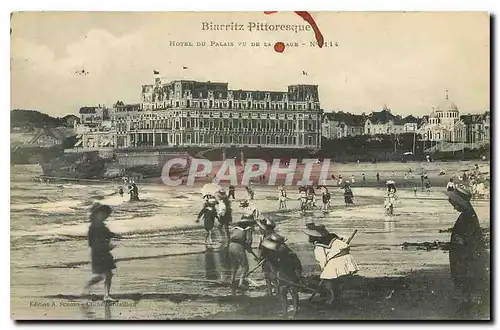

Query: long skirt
[[320, 254, 359, 280], [204, 215, 215, 231]]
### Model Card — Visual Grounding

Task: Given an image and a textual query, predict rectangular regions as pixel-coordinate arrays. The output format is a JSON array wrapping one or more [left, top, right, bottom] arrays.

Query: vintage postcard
[[10, 11, 490, 320]]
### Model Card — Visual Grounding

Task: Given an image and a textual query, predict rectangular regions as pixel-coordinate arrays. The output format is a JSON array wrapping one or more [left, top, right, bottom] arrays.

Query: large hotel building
[[75, 73, 323, 150]]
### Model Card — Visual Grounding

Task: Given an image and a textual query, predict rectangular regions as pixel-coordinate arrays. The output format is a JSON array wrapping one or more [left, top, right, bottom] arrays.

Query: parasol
[[200, 183, 223, 198]]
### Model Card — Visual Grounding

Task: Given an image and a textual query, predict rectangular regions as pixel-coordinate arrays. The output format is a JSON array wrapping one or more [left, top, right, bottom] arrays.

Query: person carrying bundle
[[258, 229, 302, 297]]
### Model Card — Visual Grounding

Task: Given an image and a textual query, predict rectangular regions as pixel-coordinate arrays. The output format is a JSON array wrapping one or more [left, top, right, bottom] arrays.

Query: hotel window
[[266, 136, 271, 144], [275, 136, 279, 145], [247, 102, 251, 109], [308, 136, 313, 145]]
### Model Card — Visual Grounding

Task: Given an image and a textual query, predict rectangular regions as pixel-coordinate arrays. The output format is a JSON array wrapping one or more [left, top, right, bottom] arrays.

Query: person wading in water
[[343, 183, 354, 207], [228, 219, 256, 294], [278, 186, 288, 210], [321, 186, 331, 211], [128, 181, 139, 201], [84, 204, 122, 302], [216, 190, 232, 243], [196, 195, 219, 244], [445, 185, 488, 306], [228, 185, 236, 200]]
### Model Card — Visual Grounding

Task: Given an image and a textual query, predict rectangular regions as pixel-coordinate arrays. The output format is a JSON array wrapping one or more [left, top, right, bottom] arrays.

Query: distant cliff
[[10, 109, 79, 165], [10, 109, 79, 130]]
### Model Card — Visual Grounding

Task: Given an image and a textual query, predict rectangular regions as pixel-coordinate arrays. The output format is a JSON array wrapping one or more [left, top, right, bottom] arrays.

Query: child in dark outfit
[[84, 203, 121, 302]]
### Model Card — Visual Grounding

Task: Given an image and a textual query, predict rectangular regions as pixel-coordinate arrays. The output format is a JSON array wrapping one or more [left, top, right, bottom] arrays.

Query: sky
[[10, 11, 490, 117]]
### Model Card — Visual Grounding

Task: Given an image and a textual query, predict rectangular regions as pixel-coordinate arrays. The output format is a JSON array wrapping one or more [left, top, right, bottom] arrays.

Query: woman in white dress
[[303, 225, 359, 304]]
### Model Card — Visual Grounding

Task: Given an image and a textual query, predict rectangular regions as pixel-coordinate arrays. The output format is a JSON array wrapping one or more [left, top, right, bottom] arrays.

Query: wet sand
[[11, 163, 490, 320]]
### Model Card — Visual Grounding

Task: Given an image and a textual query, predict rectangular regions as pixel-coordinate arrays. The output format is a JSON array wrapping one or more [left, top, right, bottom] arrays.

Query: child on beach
[[84, 203, 122, 302], [413, 185, 418, 196], [303, 225, 359, 304]]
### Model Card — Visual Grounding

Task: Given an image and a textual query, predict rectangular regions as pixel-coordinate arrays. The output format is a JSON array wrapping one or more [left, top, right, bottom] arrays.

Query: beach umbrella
[[200, 183, 222, 197], [403, 151, 413, 156]]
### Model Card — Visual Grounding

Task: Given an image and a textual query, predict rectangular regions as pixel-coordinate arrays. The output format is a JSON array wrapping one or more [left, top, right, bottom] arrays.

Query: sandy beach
[[10, 161, 490, 320]]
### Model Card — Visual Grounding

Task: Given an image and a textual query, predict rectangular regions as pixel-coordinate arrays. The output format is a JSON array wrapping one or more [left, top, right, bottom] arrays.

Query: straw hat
[[90, 203, 112, 218], [268, 232, 286, 244], [256, 218, 276, 231], [445, 184, 473, 209], [302, 224, 330, 237], [233, 219, 256, 229]]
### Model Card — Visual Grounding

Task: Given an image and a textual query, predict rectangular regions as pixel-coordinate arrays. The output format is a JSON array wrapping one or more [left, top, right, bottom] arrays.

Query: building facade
[[322, 113, 341, 139], [364, 106, 405, 135], [461, 111, 490, 144], [418, 92, 466, 142], [322, 111, 365, 139], [78, 106, 108, 125], [109, 75, 322, 149]]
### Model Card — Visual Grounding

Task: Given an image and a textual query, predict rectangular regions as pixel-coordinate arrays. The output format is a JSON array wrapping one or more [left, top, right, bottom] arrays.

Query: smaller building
[[78, 106, 108, 125], [322, 111, 365, 139], [364, 106, 398, 135], [402, 115, 419, 133], [461, 111, 490, 144]]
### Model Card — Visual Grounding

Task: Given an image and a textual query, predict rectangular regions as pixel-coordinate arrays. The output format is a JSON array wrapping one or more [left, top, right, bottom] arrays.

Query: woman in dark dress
[[217, 192, 233, 243], [196, 196, 219, 244], [84, 203, 121, 302], [446, 185, 488, 303], [343, 184, 354, 207]]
